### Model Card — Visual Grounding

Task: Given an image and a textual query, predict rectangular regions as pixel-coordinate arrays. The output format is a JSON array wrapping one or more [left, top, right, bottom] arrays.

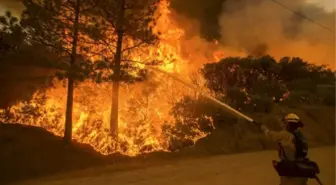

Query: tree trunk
[[110, 0, 125, 138], [64, 77, 74, 144], [110, 80, 120, 137], [64, 0, 80, 144]]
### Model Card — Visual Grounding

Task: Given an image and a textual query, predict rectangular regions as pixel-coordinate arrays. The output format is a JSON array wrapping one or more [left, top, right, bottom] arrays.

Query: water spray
[[146, 66, 254, 123]]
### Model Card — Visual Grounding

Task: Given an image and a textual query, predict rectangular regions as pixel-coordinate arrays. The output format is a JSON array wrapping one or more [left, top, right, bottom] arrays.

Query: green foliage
[[201, 55, 282, 112], [226, 87, 247, 110], [0, 11, 58, 108], [323, 92, 335, 106], [0, 11, 26, 63], [317, 85, 335, 106], [248, 95, 273, 113], [163, 96, 216, 151], [20, 0, 101, 80], [89, 0, 160, 84], [170, 96, 215, 132], [169, 56, 334, 146], [201, 55, 335, 110]]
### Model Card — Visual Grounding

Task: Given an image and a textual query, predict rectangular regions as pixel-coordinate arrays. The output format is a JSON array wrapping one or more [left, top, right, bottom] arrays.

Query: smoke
[[170, 0, 224, 40], [171, 0, 335, 69], [1, 0, 334, 69], [218, 0, 335, 68]]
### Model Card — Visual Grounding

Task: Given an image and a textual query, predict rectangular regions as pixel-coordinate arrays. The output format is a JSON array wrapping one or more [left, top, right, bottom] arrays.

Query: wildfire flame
[[0, 0, 226, 156]]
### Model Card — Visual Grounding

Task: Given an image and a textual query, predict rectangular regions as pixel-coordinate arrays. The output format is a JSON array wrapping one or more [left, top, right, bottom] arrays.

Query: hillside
[[0, 124, 104, 184], [180, 105, 335, 155], [0, 105, 334, 184]]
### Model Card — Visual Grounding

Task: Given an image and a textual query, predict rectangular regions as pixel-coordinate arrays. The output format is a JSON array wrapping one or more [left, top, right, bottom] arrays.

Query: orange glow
[[0, 0, 220, 156], [1, 0, 332, 156]]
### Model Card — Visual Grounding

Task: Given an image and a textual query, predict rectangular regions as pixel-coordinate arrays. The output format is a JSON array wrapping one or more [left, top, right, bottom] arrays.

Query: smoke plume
[[171, 0, 335, 69], [219, 0, 335, 68], [1, 0, 334, 68]]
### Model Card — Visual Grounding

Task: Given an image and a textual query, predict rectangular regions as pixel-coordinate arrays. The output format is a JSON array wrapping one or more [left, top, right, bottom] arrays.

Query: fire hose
[[147, 66, 322, 184], [147, 66, 255, 123]]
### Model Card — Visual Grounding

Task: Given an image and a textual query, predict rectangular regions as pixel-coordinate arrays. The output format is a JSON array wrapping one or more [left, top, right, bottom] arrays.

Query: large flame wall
[[0, 1, 223, 156]]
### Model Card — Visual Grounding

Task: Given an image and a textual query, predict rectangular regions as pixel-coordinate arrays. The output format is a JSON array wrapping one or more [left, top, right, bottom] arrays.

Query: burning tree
[[0, 0, 218, 156], [20, 0, 102, 143], [93, 0, 160, 138]]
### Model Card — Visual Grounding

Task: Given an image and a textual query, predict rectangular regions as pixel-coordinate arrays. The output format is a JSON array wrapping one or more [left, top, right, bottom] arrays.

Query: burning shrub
[[163, 96, 215, 151]]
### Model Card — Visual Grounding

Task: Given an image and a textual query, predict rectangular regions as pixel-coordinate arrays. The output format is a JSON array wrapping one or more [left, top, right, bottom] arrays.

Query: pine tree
[[94, 0, 160, 138], [21, 0, 101, 144]]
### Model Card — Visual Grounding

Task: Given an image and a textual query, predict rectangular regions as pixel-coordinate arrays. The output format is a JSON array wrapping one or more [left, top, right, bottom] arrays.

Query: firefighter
[[258, 113, 309, 185]]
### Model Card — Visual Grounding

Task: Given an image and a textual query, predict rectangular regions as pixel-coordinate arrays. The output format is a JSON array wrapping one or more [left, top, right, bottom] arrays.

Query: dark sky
[[170, 0, 225, 40]]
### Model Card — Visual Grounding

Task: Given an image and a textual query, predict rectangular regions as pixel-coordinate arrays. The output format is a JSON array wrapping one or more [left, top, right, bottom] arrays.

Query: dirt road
[[17, 147, 334, 185]]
